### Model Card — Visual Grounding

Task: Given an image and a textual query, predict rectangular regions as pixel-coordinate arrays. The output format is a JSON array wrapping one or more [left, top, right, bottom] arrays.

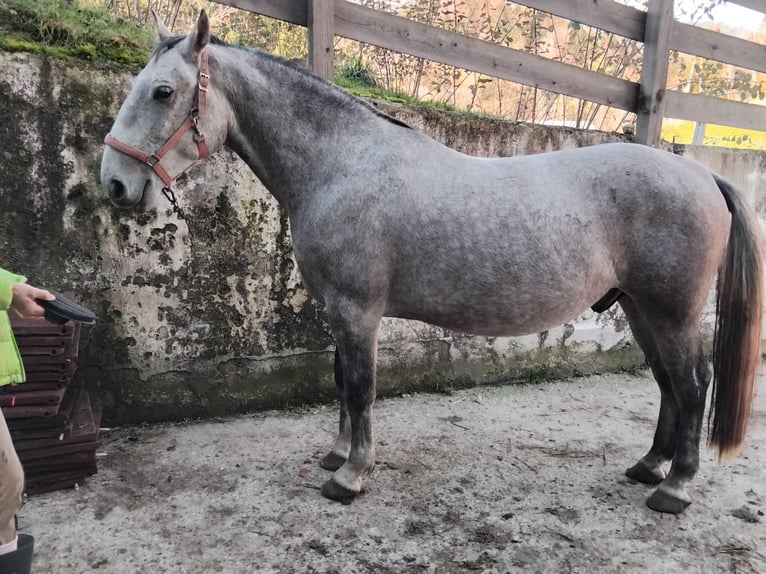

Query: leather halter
[[104, 49, 210, 215]]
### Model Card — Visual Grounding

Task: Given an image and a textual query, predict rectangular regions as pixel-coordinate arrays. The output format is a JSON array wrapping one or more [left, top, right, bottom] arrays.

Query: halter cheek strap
[[104, 49, 210, 216]]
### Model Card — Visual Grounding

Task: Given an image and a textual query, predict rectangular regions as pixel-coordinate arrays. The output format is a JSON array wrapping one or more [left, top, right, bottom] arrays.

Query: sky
[[681, 1, 765, 30], [611, 1, 765, 31]]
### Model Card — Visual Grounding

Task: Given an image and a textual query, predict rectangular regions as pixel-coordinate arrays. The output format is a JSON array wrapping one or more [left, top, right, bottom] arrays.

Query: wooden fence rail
[[211, 0, 766, 147]]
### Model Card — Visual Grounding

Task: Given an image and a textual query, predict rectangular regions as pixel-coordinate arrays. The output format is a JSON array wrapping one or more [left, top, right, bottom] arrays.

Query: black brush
[[35, 291, 97, 325]]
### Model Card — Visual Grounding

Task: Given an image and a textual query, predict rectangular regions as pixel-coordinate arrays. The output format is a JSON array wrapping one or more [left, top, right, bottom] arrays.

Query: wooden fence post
[[308, 0, 334, 80], [692, 122, 706, 145], [635, 0, 674, 146]]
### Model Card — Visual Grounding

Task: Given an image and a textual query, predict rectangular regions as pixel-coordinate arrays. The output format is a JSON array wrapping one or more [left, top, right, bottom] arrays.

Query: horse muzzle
[[106, 177, 150, 210]]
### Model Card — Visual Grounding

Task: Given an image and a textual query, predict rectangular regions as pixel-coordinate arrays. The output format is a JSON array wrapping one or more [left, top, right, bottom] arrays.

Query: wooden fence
[[211, 0, 766, 147]]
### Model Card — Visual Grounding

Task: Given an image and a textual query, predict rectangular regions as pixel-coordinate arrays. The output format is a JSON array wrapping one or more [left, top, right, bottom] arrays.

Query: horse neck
[[215, 47, 381, 209]]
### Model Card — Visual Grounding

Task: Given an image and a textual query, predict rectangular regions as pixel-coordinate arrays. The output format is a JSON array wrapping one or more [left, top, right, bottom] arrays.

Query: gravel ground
[[19, 370, 766, 573]]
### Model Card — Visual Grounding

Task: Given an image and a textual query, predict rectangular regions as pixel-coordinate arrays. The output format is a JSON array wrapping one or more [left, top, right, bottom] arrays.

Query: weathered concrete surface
[[21, 370, 766, 573], [1, 49, 764, 424], [679, 144, 766, 219]]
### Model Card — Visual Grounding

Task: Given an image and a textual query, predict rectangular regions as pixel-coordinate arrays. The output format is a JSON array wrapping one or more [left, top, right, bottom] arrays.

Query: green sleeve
[[0, 268, 26, 311]]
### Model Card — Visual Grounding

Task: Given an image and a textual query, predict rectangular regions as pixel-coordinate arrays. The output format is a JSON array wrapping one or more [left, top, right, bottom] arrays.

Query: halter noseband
[[104, 49, 210, 216]]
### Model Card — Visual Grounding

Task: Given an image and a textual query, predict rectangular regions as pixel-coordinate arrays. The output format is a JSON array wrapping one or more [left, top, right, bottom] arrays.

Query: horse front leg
[[320, 304, 380, 501], [319, 348, 351, 471]]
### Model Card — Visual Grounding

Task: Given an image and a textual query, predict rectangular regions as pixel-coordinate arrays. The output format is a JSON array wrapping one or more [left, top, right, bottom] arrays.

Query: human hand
[[10, 283, 55, 319]]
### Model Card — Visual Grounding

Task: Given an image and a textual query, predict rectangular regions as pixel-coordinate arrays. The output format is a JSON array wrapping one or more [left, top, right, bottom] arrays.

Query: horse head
[[101, 11, 227, 211]]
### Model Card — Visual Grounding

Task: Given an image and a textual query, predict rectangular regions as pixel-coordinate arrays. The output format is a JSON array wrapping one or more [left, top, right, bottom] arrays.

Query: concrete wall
[[1, 51, 762, 424]]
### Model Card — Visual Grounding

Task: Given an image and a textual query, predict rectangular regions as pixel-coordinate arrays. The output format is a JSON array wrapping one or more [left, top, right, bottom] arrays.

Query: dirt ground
[[19, 370, 766, 573]]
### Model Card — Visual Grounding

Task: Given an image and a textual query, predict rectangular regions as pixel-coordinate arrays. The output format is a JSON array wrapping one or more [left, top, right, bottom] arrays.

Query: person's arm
[[0, 269, 54, 318]]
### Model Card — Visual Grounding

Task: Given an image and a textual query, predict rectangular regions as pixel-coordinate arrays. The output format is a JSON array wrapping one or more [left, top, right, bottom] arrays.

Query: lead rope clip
[[161, 186, 185, 218]]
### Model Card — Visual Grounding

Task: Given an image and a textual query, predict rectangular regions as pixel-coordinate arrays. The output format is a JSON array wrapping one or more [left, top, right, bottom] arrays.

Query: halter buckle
[[145, 153, 161, 168]]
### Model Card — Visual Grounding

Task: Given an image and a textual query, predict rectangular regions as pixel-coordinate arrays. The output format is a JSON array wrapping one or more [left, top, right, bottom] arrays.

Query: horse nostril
[[109, 178, 126, 201]]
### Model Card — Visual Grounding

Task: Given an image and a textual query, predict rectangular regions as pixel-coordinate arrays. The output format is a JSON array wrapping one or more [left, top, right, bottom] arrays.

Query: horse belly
[[385, 263, 611, 337]]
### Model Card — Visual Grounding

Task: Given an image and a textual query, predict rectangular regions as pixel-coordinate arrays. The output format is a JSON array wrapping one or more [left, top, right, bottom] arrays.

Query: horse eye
[[153, 86, 174, 100]]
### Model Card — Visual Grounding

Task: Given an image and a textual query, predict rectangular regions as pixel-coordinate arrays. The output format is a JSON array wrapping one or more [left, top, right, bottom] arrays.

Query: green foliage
[[675, 55, 764, 101], [103, 0, 308, 60], [336, 57, 379, 89], [0, 0, 152, 66], [1, 0, 761, 136], [335, 75, 416, 105], [333, 53, 454, 110], [0, 35, 43, 54]]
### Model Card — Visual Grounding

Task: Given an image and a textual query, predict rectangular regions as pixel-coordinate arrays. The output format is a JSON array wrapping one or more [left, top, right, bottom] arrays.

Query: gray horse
[[100, 11, 763, 514]]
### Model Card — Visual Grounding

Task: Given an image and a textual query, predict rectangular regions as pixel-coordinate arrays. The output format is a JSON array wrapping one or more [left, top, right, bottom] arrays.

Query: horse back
[[293, 141, 728, 335]]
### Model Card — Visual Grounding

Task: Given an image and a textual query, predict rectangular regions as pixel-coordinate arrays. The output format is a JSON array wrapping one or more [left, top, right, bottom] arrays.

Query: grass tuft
[[0, 0, 152, 66]]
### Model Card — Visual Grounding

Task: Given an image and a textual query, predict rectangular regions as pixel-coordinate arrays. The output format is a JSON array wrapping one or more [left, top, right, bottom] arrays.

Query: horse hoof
[[646, 486, 691, 514], [626, 462, 665, 485], [321, 477, 359, 503], [319, 451, 347, 471]]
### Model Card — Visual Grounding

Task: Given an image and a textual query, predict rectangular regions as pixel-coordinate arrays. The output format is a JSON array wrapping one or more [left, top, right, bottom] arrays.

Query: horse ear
[[152, 11, 172, 45], [190, 10, 211, 54]]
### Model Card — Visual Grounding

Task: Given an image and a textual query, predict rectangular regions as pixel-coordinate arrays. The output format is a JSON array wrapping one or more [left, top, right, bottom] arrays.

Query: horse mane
[[152, 35, 412, 130], [253, 49, 412, 129]]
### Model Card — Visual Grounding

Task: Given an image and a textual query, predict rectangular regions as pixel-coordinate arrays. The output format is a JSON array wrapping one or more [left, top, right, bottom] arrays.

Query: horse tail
[[709, 174, 763, 458]]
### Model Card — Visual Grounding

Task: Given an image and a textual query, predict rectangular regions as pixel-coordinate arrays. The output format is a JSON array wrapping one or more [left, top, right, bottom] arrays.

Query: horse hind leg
[[646, 330, 711, 514], [620, 298, 679, 486], [319, 348, 352, 471], [624, 298, 712, 513]]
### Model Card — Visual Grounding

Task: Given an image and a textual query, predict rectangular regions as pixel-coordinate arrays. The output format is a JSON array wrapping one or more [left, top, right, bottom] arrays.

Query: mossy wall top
[[3, 50, 762, 425]]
